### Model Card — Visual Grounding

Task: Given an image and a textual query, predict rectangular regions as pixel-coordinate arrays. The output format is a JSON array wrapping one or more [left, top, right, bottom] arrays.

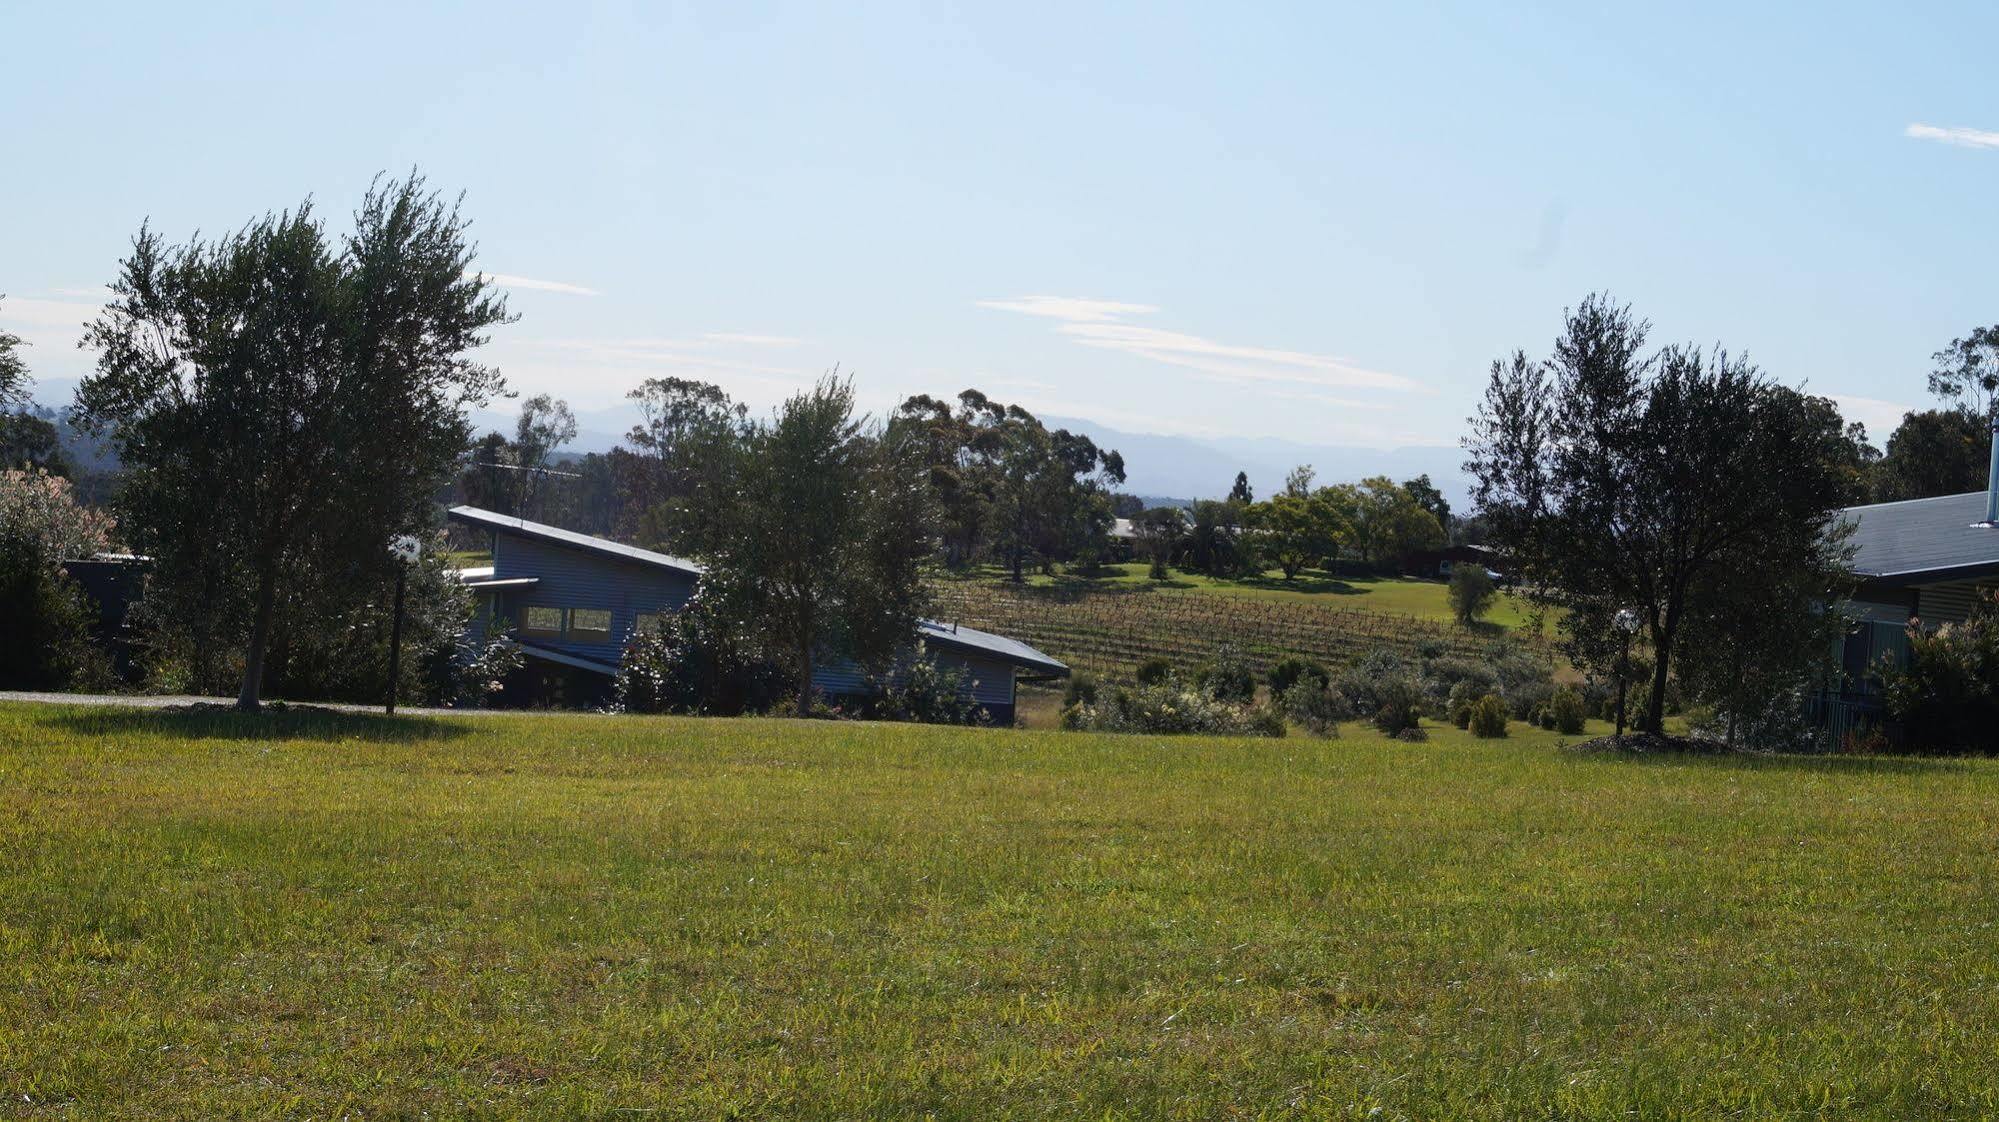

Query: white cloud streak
[[701, 332, 807, 347], [470, 271, 601, 296], [974, 295, 1159, 322], [978, 294, 1422, 393], [1905, 123, 1999, 150]]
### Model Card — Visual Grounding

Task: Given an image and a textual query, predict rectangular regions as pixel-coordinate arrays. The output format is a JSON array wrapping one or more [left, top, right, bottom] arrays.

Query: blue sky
[[4, 1, 1996, 449]]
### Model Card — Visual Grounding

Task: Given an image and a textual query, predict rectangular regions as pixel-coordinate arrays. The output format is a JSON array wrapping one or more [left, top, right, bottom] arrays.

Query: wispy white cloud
[[974, 295, 1159, 323], [469, 271, 601, 296], [1905, 123, 1999, 150], [979, 294, 1422, 393], [51, 286, 105, 298], [702, 332, 807, 347]]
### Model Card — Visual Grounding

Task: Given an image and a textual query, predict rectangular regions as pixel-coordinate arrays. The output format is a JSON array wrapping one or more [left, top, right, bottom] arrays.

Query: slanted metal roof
[[509, 638, 619, 676], [1842, 491, 1999, 583], [919, 619, 1069, 678], [448, 506, 705, 578]]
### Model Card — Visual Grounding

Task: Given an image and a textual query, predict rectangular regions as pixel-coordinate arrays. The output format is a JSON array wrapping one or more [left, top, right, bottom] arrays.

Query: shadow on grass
[[47, 705, 471, 744]]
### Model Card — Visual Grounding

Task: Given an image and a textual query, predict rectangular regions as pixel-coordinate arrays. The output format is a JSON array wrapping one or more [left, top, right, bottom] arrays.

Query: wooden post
[[1614, 630, 1629, 739]]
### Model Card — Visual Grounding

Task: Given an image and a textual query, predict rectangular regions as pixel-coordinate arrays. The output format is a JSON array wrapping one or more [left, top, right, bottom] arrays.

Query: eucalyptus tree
[[893, 390, 1124, 579], [75, 174, 513, 711], [1467, 294, 1855, 732], [620, 376, 743, 549], [511, 393, 576, 518]]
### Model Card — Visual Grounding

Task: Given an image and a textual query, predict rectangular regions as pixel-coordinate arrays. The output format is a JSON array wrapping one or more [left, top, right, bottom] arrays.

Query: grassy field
[[940, 562, 1542, 630], [5, 703, 1998, 1117]]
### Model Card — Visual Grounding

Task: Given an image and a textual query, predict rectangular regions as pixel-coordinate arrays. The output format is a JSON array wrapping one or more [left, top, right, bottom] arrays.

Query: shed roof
[[918, 619, 1069, 678], [448, 506, 704, 578], [1842, 491, 1999, 583]]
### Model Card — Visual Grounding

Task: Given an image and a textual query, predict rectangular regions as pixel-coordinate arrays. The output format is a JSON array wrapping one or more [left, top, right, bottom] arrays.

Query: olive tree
[[1467, 294, 1855, 733], [75, 174, 513, 710]]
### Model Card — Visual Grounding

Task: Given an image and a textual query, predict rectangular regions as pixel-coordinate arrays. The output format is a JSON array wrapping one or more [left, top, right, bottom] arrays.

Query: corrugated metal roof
[[919, 620, 1069, 678], [449, 506, 705, 577], [1843, 490, 1999, 581]]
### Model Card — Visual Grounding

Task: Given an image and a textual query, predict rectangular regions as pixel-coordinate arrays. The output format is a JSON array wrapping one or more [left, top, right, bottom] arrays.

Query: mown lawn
[[936, 562, 1544, 633], [3, 703, 1995, 1118]]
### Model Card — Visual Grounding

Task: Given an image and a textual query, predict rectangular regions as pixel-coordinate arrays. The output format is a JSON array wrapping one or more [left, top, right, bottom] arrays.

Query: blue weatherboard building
[[447, 506, 1067, 720]]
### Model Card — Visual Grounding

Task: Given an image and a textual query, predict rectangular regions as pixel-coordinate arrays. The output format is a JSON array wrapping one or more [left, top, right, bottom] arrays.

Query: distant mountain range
[[468, 403, 1474, 509], [29, 380, 1472, 511]]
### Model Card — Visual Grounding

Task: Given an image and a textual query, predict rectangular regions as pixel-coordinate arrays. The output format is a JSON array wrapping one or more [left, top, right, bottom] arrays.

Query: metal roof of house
[[1843, 491, 1999, 583], [448, 506, 705, 577], [919, 619, 1069, 678]]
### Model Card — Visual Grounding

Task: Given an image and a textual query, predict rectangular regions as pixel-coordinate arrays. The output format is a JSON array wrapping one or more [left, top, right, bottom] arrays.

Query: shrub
[[617, 597, 788, 715], [1446, 679, 1480, 728], [0, 467, 117, 692], [1421, 656, 1500, 713], [1448, 564, 1497, 625], [1062, 681, 1284, 738], [1370, 674, 1425, 737], [1064, 671, 1100, 708], [1148, 555, 1169, 581], [1267, 655, 1329, 697], [1195, 643, 1256, 703], [0, 530, 111, 691], [450, 635, 524, 708], [1468, 693, 1509, 738], [1881, 599, 1999, 754], [871, 644, 990, 726], [1336, 649, 1406, 716], [1282, 681, 1349, 737], [1246, 703, 1289, 739], [1395, 726, 1429, 742], [1547, 687, 1587, 734], [1134, 657, 1175, 687]]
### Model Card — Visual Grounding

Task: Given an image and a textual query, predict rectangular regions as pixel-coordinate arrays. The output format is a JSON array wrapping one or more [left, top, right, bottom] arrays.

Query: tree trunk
[[1645, 627, 1674, 733], [236, 568, 278, 712]]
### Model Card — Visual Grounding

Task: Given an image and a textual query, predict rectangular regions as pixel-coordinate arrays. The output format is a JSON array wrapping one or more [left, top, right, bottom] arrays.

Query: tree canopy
[[699, 376, 934, 716], [891, 390, 1124, 579], [1466, 294, 1855, 732], [0, 296, 28, 411], [74, 174, 513, 710]]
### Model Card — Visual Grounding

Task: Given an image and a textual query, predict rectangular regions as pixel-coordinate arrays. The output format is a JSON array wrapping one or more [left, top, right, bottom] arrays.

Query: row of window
[[517, 605, 666, 641]]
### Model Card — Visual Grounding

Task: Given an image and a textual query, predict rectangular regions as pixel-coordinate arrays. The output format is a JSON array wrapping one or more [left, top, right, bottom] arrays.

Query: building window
[[634, 611, 664, 635], [569, 608, 612, 639], [521, 605, 564, 635]]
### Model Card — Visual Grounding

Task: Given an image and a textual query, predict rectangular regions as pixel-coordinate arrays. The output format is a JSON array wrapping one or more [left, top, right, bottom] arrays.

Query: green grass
[[5, 702, 1995, 1117], [937, 562, 1544, 632]]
